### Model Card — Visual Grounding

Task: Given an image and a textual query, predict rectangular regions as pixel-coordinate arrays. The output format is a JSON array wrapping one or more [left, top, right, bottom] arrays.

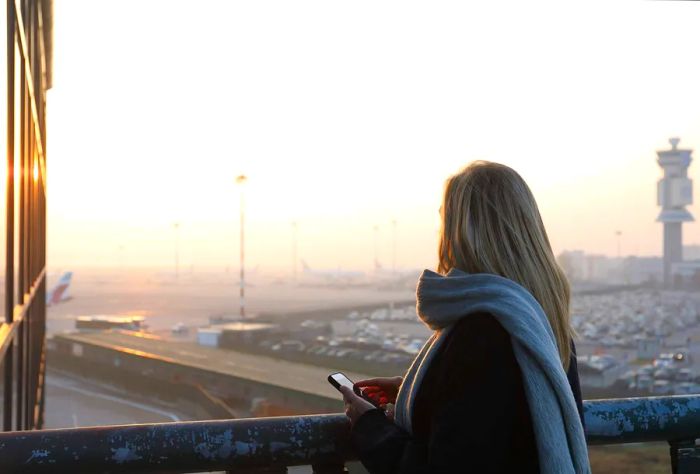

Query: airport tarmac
[[46, 268, 415, 336]]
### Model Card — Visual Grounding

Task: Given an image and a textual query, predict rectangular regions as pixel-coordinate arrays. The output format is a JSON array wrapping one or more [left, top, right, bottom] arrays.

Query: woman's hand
[[354, 376, 403, 407], [340, 386, 377, 425]]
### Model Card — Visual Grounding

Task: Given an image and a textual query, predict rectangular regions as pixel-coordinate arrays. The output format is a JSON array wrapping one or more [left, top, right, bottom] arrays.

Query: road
[[55, 331, 372, 402], [43, 371, 185, 429], [41, 370, 365, 473]]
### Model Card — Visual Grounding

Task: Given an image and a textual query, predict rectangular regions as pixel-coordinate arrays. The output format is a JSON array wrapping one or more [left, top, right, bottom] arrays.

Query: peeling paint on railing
[[584, 395, 700, 445], [1, 396, 700, 473], [0, 414, 354, 473], [25, 449, 50, 464]]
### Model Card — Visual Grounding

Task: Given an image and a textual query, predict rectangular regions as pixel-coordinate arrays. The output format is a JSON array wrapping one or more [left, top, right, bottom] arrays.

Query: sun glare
[[45, 1, 700, 269]]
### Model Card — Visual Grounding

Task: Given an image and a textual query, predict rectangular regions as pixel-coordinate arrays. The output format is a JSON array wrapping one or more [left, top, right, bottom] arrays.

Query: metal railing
[[0, 395, 698, 473], [0, 0, 51, 433]]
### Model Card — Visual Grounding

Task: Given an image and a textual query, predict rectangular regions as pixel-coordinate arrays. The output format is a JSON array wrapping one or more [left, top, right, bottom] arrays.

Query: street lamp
[[391, 219, 397, 276], [373, 225, 380, 271], [173, 222, 180, 280], [236, 174, 248, 318], [291, 221, 298, 282]]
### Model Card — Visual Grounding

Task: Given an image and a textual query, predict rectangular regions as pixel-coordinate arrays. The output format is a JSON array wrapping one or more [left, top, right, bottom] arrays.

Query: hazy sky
[[44, 1, 700, 272]]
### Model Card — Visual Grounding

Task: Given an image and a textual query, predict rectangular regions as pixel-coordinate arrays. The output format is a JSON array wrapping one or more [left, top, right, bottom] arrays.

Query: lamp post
[[173, 222, 180, 280], [291, 221, 298, 282], [236, 175, 248, 318], [373, 225, 379, 271], [391, 219, 397, 276]]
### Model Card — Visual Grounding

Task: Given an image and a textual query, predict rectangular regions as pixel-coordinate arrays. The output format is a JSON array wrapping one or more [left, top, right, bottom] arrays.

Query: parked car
[[674, 382, 700, 395], [652, 380, 672, 395], [676, 368, 694, 382], [271, 340, 306, 352], [636, 375, 653, 391]]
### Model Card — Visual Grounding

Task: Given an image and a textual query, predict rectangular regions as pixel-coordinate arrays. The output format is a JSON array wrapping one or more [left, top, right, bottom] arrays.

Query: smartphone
[[327, 372, 379, 407]]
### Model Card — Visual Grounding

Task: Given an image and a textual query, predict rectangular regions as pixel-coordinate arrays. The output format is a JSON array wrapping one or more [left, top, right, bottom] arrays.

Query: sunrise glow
[[42, 1, 700, 271]]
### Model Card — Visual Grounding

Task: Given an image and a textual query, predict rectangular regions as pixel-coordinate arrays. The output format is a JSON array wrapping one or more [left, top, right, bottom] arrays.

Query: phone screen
[[328, 372, 380, 407], [328, 372, 355, 392]]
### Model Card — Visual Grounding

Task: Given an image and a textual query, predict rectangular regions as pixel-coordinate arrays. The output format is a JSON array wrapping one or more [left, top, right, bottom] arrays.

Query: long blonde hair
[[438, 161, 573, 369]]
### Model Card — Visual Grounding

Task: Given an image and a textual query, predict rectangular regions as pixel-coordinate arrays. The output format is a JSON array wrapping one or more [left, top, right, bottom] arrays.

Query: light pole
[[373, 225, 379, 271], [173, 222, 180, 280], [391, 219, 397, 276], [236, 175, 248, 319], [291, 221, 298, 282]]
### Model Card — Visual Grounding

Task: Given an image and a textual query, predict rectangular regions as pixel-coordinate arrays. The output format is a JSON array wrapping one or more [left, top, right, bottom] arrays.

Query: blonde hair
[[438, 161, 573, 369]]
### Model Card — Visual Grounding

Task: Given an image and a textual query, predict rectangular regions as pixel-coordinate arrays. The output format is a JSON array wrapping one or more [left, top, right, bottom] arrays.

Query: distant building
[[577, 354, 626, 388], [558, 250, 586, 281], [622, 257, 663, 285], [670, 261, 700, 290], [558, 250, 619, 282], [75, 315, 145, 332], [637, 337, 662, 360], [585, 254, 617, 282], [197, 327, 222, 347], [197, 322, 282, 348], [684, 244, 700, 261], [557, 251, 661, 284], [217, 322, 281, 349]]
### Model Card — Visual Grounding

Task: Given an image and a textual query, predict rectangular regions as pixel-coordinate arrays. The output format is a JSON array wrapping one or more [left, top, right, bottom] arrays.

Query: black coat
[[350, 312, 584, 474]]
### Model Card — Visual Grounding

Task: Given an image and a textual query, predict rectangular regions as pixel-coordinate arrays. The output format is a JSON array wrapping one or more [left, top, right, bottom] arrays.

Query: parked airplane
[[46, 272, 73, 306]]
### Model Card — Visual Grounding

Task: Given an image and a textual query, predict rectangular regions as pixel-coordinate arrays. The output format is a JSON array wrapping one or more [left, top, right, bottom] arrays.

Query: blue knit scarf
[[394, 268, 590, 474]]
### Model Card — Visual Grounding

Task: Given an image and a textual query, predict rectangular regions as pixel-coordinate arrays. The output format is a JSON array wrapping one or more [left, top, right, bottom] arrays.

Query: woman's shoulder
[[437, 312, 516, 376], [413, 311, 526, 436], [415, 311, 524, 424], [450, 311, 511, 344]]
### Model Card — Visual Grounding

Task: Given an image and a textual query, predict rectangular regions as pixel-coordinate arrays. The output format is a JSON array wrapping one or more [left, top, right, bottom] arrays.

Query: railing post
[[669, 439, 700, 474]]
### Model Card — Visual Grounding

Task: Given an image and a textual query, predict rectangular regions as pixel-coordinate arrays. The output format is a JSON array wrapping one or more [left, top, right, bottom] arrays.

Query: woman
[[340, 161, 590, 474]]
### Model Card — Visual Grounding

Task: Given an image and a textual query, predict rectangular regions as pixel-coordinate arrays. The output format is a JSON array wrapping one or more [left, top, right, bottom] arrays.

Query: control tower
[[656, 137, 694, 287]]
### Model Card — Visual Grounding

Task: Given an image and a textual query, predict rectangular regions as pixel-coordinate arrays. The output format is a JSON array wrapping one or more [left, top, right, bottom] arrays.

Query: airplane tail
[[301, 260, 311, 273], [46, 271, 73, 306], [374, 258, 383, 271]]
